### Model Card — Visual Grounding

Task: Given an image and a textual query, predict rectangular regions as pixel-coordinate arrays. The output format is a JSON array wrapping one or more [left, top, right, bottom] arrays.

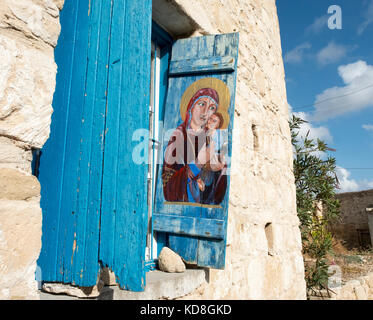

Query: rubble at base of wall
[[310, 271, 373, 300]]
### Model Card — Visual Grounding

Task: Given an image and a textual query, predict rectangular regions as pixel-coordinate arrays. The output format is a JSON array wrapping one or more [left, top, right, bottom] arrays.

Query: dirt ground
[[328, 239, 373, 283]]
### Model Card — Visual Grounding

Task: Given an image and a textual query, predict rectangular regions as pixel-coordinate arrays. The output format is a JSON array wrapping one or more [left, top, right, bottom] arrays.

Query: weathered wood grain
[[154, 33, 239, 269], [169, 55, 236, 76], [99, 0, 152, 292], [153, 214, 225, 239], [38, 0, 152, 291]]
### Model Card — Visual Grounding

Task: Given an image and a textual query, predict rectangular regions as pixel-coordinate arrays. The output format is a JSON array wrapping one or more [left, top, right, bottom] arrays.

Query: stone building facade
[[0, 0, 306, 299], [332, 190, 373, 249]]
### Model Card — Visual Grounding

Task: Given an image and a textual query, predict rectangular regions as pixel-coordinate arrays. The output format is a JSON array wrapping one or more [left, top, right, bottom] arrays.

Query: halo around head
[[180, 77, 231, 129]]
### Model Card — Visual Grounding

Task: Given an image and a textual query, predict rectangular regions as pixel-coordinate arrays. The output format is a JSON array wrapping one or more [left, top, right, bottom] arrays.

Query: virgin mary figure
[[162, 86, 227, 205]]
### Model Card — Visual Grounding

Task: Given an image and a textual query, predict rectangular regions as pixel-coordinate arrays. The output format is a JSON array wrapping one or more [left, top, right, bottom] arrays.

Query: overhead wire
[[291, 82, 373, 112]]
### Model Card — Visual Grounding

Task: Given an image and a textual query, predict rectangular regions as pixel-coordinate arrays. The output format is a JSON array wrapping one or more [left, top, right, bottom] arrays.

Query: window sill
[[98, 269, 207, 300]]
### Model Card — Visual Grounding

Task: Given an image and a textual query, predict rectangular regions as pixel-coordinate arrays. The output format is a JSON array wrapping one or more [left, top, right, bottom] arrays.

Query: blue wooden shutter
[[98, 0, 152, 292], [38, 0, 151, 291], [153, 33, 239, 269], [37, 0, 110, 287]]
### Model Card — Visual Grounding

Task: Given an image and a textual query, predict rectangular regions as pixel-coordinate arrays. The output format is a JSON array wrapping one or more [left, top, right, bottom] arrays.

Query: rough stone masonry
[[0, 0, 306, 299], [0, 0, 63, 300], [332, 189, 373, 249]]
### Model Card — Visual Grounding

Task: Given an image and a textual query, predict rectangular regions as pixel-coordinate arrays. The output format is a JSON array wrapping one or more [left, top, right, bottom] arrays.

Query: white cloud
[[335, 167, 360, 193], [285, 41, 352, 66], [290, 113, 373, 194], [316, 42, 353, 66], [284, 42, 311, 64], [336, 166, 373, 193], [305, 15, 329, 35], [290, 109, 333, 159], [357, 0, 373, 35], [292, 111, 333, 143], [363, 124, 373, 131], [311, 60, 373, 121]]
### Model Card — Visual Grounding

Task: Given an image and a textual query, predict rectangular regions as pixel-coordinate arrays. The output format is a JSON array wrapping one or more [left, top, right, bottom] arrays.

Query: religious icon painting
[[162, 78, 231, 207], [153, 33, 239, 269]]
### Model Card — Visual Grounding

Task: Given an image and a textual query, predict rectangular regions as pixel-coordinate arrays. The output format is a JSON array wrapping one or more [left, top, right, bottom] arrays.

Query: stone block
[[158, 247, 186, 273], [366, 273, 373, 288], [42, 281, 104, 299], [0, 199, 42, 299], [0, 137, 32, 173], [339, 290, 356, 300], [0, 168, 40, 200], [0, 33, 56, 148], [0, 0, 61, 47], [354, 286, 367, 300], [368, 288, 373, 299]]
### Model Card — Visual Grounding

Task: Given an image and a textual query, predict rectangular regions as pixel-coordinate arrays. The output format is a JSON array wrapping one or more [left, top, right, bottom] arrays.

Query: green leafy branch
[[290, 115, 341, 298]]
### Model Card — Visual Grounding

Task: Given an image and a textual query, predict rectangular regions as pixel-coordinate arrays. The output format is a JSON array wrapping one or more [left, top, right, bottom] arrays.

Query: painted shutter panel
[[153, 33, 239, 269], [98, 0, 152, 292], [38, 0, 111, 287], [38, 0, 152, 291]]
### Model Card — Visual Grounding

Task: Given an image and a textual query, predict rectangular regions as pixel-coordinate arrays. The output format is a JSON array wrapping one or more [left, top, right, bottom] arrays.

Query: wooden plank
[[153, 214, 225, 239], [169, 55, 236, 76], [197, 239, 226, 269], [98, 0, 124, 274], [71, 0, 112, 286], [113, 0, 151, 292], [37, 0, 79, 283], [58, 0, 92, 285], [100, 0, 152, 292]]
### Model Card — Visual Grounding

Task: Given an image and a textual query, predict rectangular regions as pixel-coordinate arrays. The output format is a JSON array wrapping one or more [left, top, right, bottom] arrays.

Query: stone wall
[[332, 190, 373, 249], [0, 0, 306, 300], [0, 0, 63, 300]]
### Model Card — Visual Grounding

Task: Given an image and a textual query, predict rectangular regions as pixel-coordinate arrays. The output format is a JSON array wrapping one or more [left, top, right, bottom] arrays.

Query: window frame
[[145, 22, 173, 270]]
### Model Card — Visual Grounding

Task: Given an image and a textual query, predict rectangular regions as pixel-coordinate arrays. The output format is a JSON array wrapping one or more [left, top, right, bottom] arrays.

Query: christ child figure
[[196, 112, 226, 192]]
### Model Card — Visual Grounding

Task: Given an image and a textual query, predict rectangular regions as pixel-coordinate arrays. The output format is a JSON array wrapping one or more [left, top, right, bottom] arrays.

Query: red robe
[[162, 122, 227, 204]]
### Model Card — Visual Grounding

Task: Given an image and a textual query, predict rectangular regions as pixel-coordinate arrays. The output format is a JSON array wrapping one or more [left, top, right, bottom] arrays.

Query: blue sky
[[276, 0, 373, 192]]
